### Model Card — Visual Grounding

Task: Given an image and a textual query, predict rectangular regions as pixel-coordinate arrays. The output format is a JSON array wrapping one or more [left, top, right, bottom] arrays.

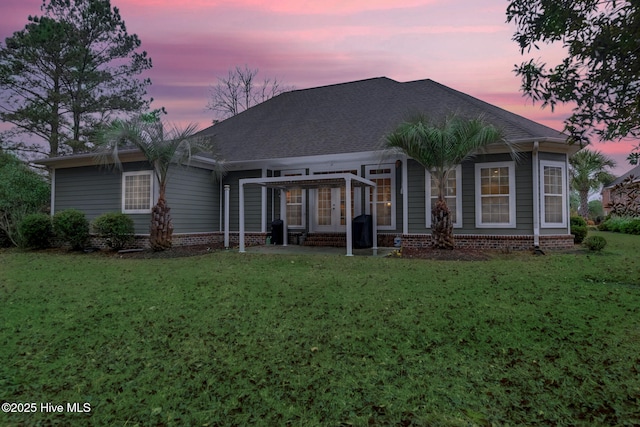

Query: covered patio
[[235, 173, 379, 256]]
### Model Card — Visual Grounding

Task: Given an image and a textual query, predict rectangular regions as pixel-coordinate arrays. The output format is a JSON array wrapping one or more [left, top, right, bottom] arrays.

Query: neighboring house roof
[[604, 164, 640, 189], [198, 77, 569, 163]]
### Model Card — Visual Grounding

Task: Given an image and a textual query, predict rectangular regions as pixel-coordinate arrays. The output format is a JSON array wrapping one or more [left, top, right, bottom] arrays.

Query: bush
[[570, 216, 588, 244], [583, 235, 607, 251], [599, 216, 640, 234], [621, 218, 640, 235], [0, 152, 50, 246], [18, 213, 52, 249], [53, 209, 90, 250], [92, 212, 135, 250]]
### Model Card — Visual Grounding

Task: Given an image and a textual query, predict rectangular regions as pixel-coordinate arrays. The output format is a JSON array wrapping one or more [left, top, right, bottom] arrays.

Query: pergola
[[237, 173, 378, 256]]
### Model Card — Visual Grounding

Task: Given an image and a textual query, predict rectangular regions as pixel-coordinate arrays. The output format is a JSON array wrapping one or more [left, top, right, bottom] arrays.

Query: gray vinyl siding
[[54, 162, 152, 234], [55, 162, 221, 235], [407, 160, 426, 233], [54, 166, 120, 218], [459, 152, 533, 235], [165, 165, 220, 233], [224, 170, 263, 232], [405, 153, 538, 235]]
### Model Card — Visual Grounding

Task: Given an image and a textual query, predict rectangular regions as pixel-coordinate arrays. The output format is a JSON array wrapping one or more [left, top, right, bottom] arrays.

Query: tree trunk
[[149, 193, 173, 251], [431, 197, 454, 249], [578, 189, 589, 219]]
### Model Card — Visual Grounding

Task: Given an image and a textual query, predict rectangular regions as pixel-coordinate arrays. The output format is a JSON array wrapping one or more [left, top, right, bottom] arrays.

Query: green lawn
[[1, 231, 639, 426]]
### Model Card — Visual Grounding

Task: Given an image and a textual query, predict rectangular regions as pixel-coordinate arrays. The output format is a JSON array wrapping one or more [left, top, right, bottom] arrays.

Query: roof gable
[[199, 77, 569, 163]]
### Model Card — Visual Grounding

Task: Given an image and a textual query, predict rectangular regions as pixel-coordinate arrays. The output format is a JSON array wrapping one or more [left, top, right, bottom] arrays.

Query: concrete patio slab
[[243, 245, 396, 257]]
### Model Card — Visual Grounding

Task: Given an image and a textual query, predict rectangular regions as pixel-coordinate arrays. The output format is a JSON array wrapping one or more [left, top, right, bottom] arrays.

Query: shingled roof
[[199, 77, 568, 163]]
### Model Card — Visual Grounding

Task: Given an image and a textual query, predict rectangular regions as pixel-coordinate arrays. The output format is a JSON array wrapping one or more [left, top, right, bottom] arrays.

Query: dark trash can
[[352, 214, 373, 249], [271, 219, 284, 245]]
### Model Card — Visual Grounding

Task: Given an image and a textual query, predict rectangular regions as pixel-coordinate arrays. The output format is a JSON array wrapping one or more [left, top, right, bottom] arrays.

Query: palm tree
[[569, 149, 616, 219], [386, 114, 512, 249], [95, 118, 222, 250]]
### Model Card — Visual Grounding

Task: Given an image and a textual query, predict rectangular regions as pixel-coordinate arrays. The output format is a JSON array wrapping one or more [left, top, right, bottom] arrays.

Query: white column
[[345, 178, 353, 256], [372, 185, 378, 250], [239, 181, 245, 253], [260, 186, 267, 233], [280, 188, 288, 246], [224, 185, 230, 249]]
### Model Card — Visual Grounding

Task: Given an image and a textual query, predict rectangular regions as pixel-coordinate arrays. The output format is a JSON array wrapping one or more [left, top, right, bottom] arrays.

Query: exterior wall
[[223, 170, 263, 232], [55, 162, 220, 235], [165, 165, 220, 233], [406, 153, 537, 235], [407, 159, 426, 233], [54, 162, 152, 233]]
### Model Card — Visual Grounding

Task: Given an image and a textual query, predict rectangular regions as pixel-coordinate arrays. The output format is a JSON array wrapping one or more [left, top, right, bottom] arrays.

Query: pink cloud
[[123, 0, 435, 15]]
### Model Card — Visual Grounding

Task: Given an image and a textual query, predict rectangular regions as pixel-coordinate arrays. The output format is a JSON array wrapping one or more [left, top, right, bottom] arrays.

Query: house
[[601, 164, 640, 216], [38, 77, 579, 253]]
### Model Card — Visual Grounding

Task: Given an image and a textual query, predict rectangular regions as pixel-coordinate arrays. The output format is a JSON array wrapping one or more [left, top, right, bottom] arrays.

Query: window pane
[[481, 195, 510, 223], [370, 176, 392, 226], [544, 196, 563, 223], [124, 174, 151, 211], [544, 166, 563, 195], [543, 165, 564, 224], [286, 188, 303, 226]]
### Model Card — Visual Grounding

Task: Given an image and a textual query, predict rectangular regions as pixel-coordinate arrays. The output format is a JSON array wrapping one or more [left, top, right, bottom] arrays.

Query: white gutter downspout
[[532, 141, 540, 248], [224, 185, 230, 249], [261, 167, 267, 233], [50, 169, 56, 216]]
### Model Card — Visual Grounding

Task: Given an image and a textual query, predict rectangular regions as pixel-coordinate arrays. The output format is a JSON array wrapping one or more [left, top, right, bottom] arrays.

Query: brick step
[[301, 233, 347, 247]]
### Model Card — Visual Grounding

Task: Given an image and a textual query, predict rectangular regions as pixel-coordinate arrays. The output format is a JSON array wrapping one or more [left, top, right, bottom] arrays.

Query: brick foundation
[[88, 232, 574, 251], [400, 234, 575, 251], [89, 232, 269, 250]]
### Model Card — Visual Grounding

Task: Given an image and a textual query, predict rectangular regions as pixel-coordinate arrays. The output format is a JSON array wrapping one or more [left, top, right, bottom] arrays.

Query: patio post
[[280, 188, 288, 246], [372, 185, 378, 251], [345, 177, 353, 256], [224, 185, 230, 249], [239, 180, 245, 253]]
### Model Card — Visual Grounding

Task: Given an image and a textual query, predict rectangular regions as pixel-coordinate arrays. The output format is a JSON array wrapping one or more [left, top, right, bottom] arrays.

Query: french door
[[312, 170, 358, 232]]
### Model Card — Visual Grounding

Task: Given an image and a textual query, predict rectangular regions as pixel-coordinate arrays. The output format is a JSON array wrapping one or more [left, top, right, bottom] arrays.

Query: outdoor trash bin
[[271, 219, 284, 245], [352, 214, 373, 249]]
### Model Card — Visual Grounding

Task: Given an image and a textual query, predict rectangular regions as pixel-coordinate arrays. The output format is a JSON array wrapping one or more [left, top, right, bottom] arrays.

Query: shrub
[[583, 235, 607, 251], [570, 216, 588, 244], [18, 213, 52, 249], [53, 209, 90, 250], [92, 212, 135, 250], [0, 152, 50, 246], [620, 218, 640, 235], [599, 216, 640, 234]]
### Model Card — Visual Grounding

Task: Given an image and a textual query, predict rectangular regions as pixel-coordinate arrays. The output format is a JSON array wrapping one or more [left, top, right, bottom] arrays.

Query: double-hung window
[[475, 161, 516, 228], [122, 171, 154, 214], [540, 160, 567, 227], [283, 170, 305, 228], [366, 165, 395, 229], [426, 166, 462, 228]]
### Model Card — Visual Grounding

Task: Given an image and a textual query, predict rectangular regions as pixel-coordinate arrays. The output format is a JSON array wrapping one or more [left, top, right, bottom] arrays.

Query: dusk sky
[[1, 0, 636, 174]]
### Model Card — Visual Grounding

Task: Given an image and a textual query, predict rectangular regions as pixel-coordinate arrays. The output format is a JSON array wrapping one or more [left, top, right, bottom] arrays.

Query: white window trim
[[365, 164, 396, 230], [122, 171, 154, 214], [282, 169, 306, 229], [425, 165, 462, 229], [540, 160, 567, 228], [475, 161, 516, 228]]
